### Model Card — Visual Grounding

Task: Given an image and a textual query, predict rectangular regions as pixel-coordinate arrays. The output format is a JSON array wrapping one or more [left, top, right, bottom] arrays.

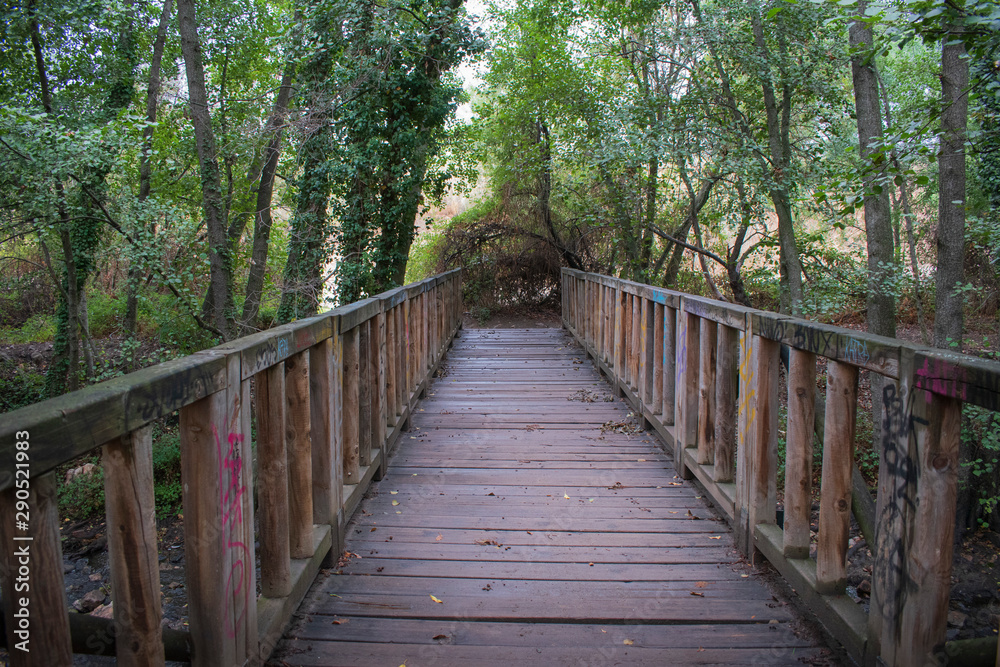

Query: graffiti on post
[[213, 424, 250, 640]]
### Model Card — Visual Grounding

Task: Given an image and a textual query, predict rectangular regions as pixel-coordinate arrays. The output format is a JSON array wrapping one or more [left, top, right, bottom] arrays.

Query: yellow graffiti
[[738, 331, 757, 443]]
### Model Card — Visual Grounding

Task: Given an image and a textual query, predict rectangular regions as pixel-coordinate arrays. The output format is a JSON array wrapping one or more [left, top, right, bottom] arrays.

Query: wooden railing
[[0, 269, 462, 666], [562, 267, 1000, 667]]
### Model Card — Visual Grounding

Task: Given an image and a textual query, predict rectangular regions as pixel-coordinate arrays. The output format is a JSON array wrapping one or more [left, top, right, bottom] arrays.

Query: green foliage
[[962, 404, 1000, 530], [0, 314, 56, 344], [0, 360, 45, 412], [151, 425, 183, 518], [57, 456, 105, 522]]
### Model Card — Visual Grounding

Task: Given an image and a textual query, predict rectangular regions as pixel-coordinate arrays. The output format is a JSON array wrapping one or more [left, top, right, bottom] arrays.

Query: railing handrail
[[560, 267, 1000, 667], [0, 268, 463, 666], [0, 268, 461, 492]]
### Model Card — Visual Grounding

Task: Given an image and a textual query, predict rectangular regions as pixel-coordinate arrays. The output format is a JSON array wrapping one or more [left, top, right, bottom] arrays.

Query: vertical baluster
[[697, 318, 717, 466], [0, 472, 73, 666], [817, 360, 858, 593], [372, 309, 386, 478], [630, 293, 640, 390], [714, 324, 738, 483], [342, 327, 360, 482], [674, 308, 699, 477], [396, 304, 406, 416], [285, 350, 313, 559], [103, 425, 165, 666], [641, 297, 653, 408], [783, 348, 815, 557], [358, 321, 372, 467], [615, 288, 625, 392], [255, 363, 290, 596], [750, 335, 780, 541], [652, 302, 664, 415], [896, 391, 961, 665], [310, 338, 334, 526], [385, 305, 396, 423], [179, 352, 253, 665], [662, 306, 676, 425]]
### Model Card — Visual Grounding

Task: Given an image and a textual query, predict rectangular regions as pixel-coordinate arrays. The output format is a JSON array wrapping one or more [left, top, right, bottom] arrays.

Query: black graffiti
[[756, 318, 785, 342], [791, 325, 840, 358], [874, 382, 928, 620]]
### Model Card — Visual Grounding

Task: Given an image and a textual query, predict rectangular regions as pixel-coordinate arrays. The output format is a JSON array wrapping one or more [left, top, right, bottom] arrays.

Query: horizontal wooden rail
[[0, 269, 462, 666], [561, 267, 1000, 667]]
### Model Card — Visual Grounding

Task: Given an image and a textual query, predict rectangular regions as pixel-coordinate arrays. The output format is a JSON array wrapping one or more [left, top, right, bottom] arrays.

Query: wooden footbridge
[[2, 268, 999, 666]]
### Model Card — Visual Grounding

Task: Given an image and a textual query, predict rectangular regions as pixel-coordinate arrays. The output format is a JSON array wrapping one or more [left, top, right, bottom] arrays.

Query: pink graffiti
[[214, 425, 250, 639], [915, 357, 967, 401]]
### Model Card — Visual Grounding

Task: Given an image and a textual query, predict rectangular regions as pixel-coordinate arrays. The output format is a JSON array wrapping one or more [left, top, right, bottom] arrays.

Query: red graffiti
[[214, 425, 250, 639]]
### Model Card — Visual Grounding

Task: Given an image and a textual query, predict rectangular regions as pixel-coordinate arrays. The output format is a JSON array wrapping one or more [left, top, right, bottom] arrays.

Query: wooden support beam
[[630, 294, 641, 390], [342, 327, 360, 483], [358, 321, 372, 467], [817, 360, 858, 594], [103, 426, 165, 666], [674, 308, 699, 479], [0, 472, 73, 666], [783, 348, 816, 559], [372, 309, 387, 479], [896, 391, 961, 665], [285, 350, 313, 560], [309, 339, 334, 526], [255, 363, 290, 598], [714, 324, 738, 483], [697, 318, 718, 466], [652, 302, 664, 415], [662, 306, 676, 425], [179, 353, 254, 666]]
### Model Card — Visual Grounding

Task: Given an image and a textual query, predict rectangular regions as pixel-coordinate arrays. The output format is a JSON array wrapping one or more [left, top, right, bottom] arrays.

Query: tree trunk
[[178, 0, 233, 339], [933, 27, 968, 351], [850, 0, 895, 440], [750, 9, 803, 314], [124, 0, 173, 342], [241, 60, 296, 332]]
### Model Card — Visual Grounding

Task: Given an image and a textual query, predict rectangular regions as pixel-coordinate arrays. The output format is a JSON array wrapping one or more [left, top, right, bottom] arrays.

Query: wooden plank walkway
[[270, 328, 829, 666]]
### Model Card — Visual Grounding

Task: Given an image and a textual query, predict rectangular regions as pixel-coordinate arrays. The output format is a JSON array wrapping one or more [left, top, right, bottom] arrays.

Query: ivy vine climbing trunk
[[849, 0, 895, 439], [178, 0, 233, 339], [933, 25, 968, 351], [124, 0, 173, 342]]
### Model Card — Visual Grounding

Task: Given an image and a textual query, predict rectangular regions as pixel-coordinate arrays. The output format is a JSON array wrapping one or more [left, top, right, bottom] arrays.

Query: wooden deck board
[[270, 328, 828, 666]]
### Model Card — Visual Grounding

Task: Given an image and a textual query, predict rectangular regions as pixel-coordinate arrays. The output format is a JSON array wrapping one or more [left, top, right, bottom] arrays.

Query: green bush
[[86, 291, 123, 338], [152, 427, 183, 518], [0, 314, 55, 344], [58, 456, 105, 522], [0, 362, 45, 412]]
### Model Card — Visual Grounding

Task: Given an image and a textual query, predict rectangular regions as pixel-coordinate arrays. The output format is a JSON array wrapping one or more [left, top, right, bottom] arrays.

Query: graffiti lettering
[[214, 424, 250, 639], [843, 338, 870, 366]]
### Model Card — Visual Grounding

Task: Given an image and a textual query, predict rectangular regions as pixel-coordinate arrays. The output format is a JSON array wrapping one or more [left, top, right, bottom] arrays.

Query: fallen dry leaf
[[435, 534, 443, 541], [563, 493, 570, 499], [432, 634, 448, 640], [370, 527, 377, 532], [475, 539, 503, 547], [690, 591, 704, 597], [392, 500, 400, 506], [623, 639, 634, 645], [430, 595, 443, 604], [390, 491, 398, 495], [709, 536, 721, 540]]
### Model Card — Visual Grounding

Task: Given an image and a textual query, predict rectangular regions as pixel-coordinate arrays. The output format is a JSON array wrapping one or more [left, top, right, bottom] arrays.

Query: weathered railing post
[[713, 324, 738, 483], [285, 350, 313, 559], [674, 306, 698, 479], [696, 317, 717, 466], [255, 362, 290, 598], [783, 348, 816, 559], [103, 426, 165, 666], [816, 360, 858, 594], [179, 352, 257, 666], [0, 472, 73, 666]]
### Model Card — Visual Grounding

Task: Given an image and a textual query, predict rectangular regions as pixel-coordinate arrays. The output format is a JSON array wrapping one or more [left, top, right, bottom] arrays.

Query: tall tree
[[177, 0, 232, 338]]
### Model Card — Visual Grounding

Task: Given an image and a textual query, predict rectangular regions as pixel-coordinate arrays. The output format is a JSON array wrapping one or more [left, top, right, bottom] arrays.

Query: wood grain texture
[[255, 363, 290, 597], [0, 472, 73, 666], [816, 360, 857, 594], [358, 320, 372, 467], [270, 328, 827, 666], [783, 349, 816, 559], [342, 327, 360, 483], [714, 324, 738, 483], [653, 302, 664, 414], [103, 426, 165, 666], [286, 350, 314, 559], [697, 317, 718, 466]]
